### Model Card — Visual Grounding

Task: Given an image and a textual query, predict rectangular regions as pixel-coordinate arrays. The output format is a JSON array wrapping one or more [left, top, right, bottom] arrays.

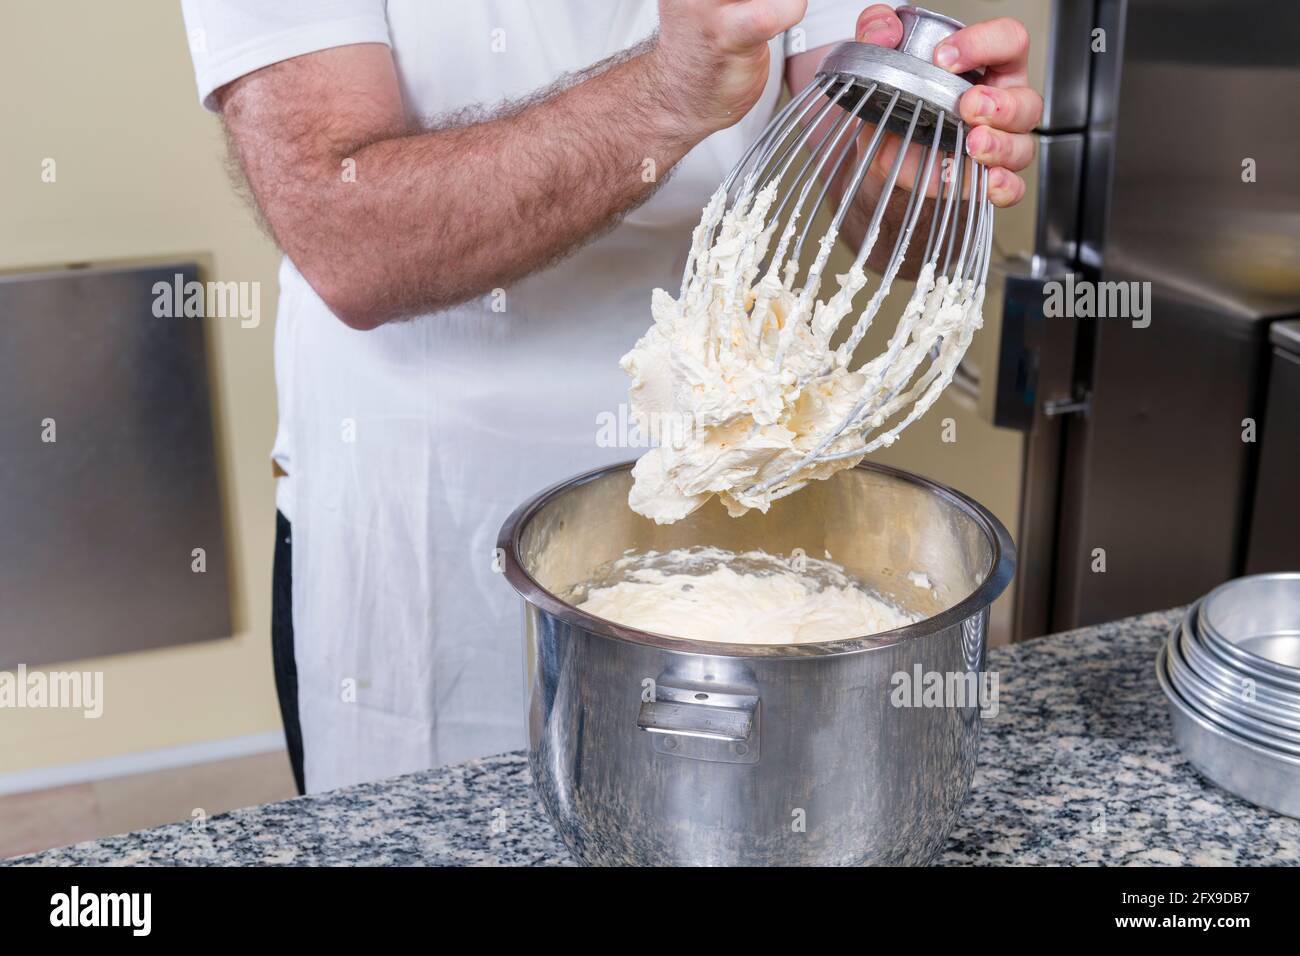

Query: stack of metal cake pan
[[1158, 573, 1300, 818]]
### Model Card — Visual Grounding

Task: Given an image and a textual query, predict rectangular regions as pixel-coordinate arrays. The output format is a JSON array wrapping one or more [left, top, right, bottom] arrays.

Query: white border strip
[[0, 731, 286, 797]]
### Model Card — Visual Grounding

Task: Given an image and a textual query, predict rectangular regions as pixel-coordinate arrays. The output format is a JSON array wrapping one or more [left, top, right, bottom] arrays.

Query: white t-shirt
[[181, 0, 863, 792]]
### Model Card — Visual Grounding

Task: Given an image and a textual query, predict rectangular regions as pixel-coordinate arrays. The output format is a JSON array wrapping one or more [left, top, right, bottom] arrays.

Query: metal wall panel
[[0, 263, 233, 668]]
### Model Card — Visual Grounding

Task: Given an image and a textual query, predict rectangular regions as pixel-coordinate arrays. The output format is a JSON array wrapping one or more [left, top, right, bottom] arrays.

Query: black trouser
[[272, 510, 306, 795]]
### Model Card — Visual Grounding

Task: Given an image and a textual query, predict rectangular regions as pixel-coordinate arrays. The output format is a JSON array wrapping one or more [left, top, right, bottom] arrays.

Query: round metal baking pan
[[1157, 643, 1300, 818], [1199, 573, 1300, 688], [1180, 607, 1300, 714], [1166, 625, 1300, 740], [1166, 652, 1300, 759]]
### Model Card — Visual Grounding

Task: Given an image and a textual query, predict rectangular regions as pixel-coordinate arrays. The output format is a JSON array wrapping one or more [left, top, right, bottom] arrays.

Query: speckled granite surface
[[9, 607, 1300, 866], [938, 608, 1299, 865]]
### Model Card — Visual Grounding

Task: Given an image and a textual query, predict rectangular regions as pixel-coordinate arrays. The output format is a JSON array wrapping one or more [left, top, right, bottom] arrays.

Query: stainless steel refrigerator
[[970, 0, 1300, 638]]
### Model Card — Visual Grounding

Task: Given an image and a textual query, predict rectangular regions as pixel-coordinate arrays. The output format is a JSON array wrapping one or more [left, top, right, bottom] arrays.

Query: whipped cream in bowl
[[566, 546, 917, 646]]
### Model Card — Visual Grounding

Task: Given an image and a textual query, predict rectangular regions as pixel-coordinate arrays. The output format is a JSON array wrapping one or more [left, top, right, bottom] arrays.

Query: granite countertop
[[10, 607, 1300, 866]]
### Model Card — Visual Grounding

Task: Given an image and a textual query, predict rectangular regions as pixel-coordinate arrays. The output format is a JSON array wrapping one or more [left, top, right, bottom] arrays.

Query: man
[[181, 0, 1040, 794]]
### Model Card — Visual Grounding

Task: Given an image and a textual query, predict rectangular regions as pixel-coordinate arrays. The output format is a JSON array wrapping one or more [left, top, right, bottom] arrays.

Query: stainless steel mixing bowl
[[498, 460, 1015, 866]]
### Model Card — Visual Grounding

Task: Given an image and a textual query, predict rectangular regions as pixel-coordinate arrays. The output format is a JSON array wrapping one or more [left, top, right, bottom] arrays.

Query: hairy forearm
[[222, 41, 700, 329]]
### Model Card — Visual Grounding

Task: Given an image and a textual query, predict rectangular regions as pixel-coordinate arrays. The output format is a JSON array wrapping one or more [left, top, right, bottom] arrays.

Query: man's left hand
[[855, 3, 1041, 207]]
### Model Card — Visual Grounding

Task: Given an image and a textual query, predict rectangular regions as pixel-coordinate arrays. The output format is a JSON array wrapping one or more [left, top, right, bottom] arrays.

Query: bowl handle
[[637, 685, 761, 765]]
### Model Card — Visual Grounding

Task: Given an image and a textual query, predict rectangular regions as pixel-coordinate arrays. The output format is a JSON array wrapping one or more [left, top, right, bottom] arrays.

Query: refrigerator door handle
[[979, 256, 1081, 432], [1042, 394, 1091, 418]]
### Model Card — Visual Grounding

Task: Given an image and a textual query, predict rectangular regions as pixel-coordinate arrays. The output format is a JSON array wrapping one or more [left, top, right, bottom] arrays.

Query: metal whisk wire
[[756, 155, 992, 501], [679, 5, 997, 503]]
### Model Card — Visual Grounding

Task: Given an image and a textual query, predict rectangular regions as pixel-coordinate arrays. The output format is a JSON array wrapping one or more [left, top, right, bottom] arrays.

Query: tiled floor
[[0, 749, 297, 859]]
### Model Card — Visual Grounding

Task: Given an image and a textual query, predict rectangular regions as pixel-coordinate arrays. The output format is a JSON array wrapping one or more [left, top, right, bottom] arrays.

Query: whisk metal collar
[[817, 40, 975, 152]]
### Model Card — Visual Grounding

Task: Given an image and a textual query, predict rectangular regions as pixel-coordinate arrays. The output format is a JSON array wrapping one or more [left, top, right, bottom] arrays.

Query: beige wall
[[0, 1, 284, 773]]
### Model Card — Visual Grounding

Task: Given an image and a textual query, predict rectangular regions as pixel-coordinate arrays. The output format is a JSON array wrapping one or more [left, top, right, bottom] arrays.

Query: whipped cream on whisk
[[621, 180, 985, 524]]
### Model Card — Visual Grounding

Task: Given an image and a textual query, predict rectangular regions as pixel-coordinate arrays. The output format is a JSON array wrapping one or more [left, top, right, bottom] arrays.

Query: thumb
[[724, 0, 808, 49], [855, 4, 903, 47]]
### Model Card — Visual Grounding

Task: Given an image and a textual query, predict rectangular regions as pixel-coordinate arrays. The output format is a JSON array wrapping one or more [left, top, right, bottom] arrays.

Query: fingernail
[[858, 16, 894, 41], [964, 128, 984, 156], [973, 92, 997, 119], [935, 43, 960, 70]]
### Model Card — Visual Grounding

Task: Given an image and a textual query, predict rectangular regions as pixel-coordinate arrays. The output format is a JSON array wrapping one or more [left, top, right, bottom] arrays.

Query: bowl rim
[[496, 459, 1017, 659]]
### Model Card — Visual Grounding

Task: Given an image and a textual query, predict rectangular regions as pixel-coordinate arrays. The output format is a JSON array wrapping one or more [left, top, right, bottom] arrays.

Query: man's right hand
[[652, 0, 808, 137]]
